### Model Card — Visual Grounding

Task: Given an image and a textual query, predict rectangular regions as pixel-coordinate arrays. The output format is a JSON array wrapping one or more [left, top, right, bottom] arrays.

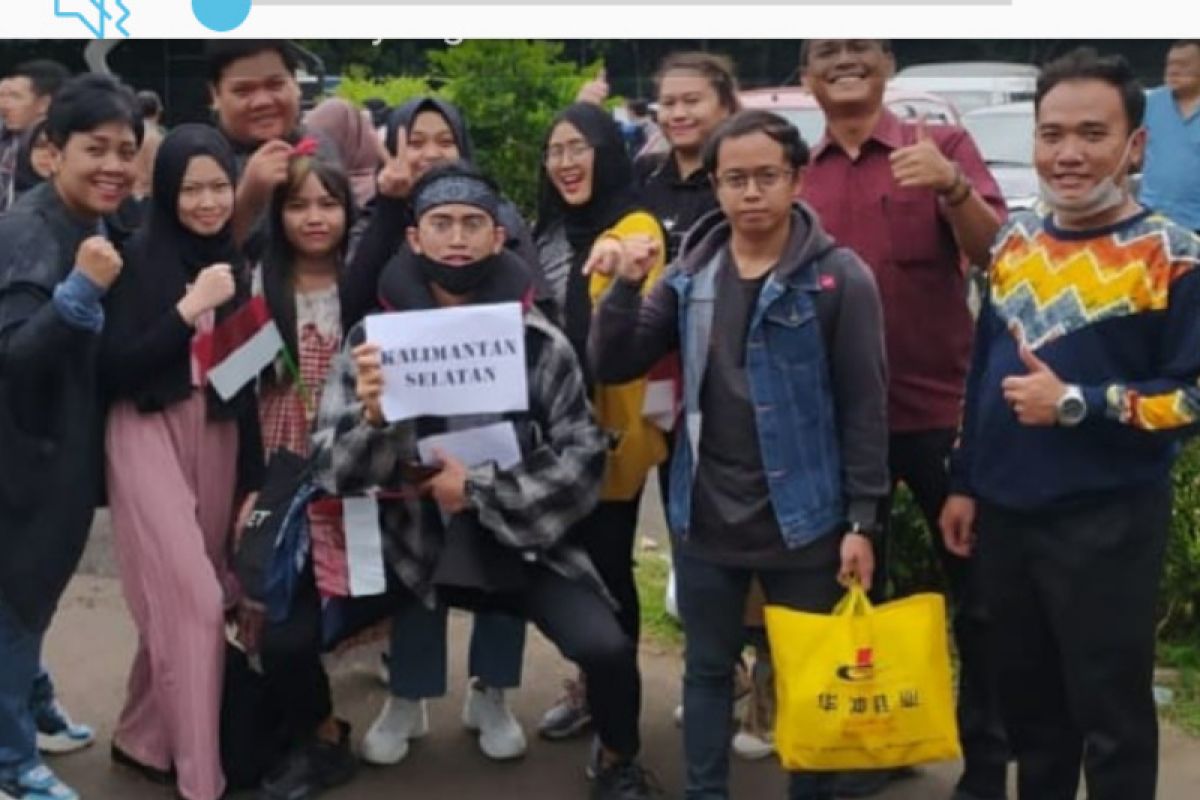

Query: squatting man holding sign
[[311, 162, 659, 800]]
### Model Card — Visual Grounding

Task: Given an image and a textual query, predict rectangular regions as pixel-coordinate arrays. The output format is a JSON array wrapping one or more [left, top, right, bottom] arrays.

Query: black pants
[[260, 562, 333, 743], [884, 430, 1007, 798], [977, 481, 1169, 800], [260, 561, 402, 743], [674, 545, 843, 800], [519, 566, 642, 757], [575, 496, 643, 645]]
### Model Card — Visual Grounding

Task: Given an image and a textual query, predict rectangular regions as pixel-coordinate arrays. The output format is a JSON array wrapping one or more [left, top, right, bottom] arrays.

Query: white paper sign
[[365, 303, 528, 422], [417, 422, 523, 471], [342, 496, 387, 597], [642, 379, 677, 432]]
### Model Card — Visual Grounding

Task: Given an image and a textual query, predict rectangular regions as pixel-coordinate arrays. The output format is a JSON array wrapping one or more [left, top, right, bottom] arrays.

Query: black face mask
[[415, 251, 497, 296]]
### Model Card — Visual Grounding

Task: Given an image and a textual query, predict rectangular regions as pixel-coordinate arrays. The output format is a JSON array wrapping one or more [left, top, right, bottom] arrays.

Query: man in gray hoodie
[[590, 109, 888, 800]]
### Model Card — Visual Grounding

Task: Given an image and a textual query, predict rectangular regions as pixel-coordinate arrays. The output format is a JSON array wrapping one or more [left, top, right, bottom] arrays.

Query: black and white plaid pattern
[[310, 309, 610, 607]]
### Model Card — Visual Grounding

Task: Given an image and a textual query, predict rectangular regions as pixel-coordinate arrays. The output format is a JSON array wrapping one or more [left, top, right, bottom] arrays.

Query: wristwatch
[[844, 521, 878, 540], [1056, 385, 1087, 427]]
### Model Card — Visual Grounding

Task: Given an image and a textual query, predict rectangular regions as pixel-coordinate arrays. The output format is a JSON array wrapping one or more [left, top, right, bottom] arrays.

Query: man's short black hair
[[1169, 40, 1200, 55], [136, 90, 162, 121], [702, 110, 810, 176], [45, 74, 144, 149], [206, 40, 298, 86], [1035, 47, 1146, 133], [799, 40, 892, 70], [10, 60, 70, 99]]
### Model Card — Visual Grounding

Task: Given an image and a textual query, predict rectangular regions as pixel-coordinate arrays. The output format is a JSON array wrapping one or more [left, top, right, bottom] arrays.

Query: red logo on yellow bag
[[837, 647, 876, 682]]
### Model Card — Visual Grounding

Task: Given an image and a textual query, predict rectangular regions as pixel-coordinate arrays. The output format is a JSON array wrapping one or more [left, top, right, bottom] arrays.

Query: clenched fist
[[615, 234, 661, 284], [75, 236, 123, 290], [178, 263, 236, 324]]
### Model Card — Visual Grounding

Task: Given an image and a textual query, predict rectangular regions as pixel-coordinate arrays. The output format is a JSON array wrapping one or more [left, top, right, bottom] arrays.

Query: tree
[[335, 65, 433, 107], [429, 40, 601, 216]]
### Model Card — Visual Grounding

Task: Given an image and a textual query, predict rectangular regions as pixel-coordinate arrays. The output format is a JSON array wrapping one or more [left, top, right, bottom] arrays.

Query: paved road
[[44, 508, 1200, 799]]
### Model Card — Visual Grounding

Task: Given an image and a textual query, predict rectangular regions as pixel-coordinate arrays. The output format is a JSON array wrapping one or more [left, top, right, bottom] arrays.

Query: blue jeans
[[0, 597, 41, 782], [674, 545, 843, 800], [389, 604, 526, 698]]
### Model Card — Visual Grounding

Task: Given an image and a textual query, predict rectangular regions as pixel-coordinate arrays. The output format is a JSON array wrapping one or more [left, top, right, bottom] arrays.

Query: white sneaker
[[360, 697, 429, 765], [462, 678, 527, 760], [732, 730, 775, 760]]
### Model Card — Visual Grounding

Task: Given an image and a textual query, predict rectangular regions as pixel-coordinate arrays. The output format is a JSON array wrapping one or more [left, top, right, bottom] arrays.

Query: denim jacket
[[591, 205, 888, 551]]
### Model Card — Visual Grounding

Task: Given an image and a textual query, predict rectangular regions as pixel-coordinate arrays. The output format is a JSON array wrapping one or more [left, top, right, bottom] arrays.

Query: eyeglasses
[[713, 167, 795, 192], [544, 141, 593, 165], [422, 215, 493, 237]]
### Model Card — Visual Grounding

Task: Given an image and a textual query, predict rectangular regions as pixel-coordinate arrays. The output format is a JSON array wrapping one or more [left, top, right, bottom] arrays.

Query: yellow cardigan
[[588, 210, 670, 501]]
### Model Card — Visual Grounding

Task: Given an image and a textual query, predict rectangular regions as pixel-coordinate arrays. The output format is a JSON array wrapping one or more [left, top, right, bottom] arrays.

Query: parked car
[[961, 101, 1040, 212], [891, 62, 1039, 114], [737, 85, 961, 146]]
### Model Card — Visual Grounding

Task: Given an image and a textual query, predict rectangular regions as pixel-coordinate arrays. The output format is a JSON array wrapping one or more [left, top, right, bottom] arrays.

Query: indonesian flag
[[191, 296, 284, 401]]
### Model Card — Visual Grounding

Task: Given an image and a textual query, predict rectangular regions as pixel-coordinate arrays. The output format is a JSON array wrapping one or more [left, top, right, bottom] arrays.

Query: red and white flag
[[191, 296, 283, 401]]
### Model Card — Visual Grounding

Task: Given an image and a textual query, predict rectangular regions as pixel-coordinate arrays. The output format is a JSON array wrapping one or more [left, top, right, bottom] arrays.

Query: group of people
[[1, 36, 1198, 800]]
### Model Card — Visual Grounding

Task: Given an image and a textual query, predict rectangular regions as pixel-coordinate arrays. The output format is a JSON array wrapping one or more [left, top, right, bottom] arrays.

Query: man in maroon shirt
[[798, 39, 1007, 800]]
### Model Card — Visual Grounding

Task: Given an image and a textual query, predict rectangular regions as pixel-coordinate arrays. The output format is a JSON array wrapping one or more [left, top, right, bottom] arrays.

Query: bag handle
[[832, 581, 874, 617]]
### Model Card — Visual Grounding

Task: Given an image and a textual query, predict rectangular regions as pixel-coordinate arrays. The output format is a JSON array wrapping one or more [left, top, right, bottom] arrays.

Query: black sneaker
[[591, 757, 660, 800], [259, 721, 357, 800]]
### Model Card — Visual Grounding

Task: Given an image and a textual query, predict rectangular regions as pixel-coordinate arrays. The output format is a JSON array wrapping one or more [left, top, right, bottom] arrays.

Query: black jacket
[[0, 183, 108, 630], [634, 151, 720, 263]]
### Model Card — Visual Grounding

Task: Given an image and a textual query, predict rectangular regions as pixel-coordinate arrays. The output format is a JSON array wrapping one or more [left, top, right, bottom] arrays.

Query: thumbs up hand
[[576, 67, 611, 106], [1001, 323, 1067, 427], [888, 115, 959, 192]]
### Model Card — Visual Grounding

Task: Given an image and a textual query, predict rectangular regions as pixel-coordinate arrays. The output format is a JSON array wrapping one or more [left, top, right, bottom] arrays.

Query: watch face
[[1060, 396, 1086, 425]]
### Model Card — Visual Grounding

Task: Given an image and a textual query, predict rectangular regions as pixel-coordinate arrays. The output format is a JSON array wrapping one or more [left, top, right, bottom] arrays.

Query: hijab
[[534, 103, 645, 369], [304, 98, 382, 209], [121, 123, 242, 328], [534, 102, 641, 254], [385, 97, 475, 162]]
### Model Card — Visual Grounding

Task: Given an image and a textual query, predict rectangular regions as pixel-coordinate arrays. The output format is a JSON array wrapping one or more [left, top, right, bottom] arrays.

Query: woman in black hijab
[[532, 102, 671, 743], [100, 123, 264, 800], [351, 97, 539, 293]]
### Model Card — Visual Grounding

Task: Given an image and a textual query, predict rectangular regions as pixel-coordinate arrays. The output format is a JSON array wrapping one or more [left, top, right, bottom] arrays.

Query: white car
[[891, 62, 1039, 115], [962, 101, 1040, 212]]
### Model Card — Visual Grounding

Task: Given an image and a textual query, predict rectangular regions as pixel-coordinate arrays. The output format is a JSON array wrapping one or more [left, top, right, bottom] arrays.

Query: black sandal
[[111, 742, 176, 786]]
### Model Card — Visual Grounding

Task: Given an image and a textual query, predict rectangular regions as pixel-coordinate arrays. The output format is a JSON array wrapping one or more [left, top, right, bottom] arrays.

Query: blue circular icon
[[193, 0, 253, 32]]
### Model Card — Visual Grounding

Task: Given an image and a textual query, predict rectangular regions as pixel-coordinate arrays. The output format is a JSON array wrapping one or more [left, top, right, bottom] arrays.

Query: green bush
[[885, 442, 1200, 644], [334, 65, 434, 108], [429, 41, 602, 216], [885, 485, 946, 598], [1163, 441, 1200, 641]]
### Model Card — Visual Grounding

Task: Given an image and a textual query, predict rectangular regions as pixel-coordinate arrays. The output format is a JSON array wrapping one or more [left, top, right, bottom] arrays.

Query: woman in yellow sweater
[[533, 102, 670, 741]]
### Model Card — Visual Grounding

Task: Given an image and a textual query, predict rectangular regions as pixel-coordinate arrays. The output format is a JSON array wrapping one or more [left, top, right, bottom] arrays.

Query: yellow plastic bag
[[764, 584, 961, 771]]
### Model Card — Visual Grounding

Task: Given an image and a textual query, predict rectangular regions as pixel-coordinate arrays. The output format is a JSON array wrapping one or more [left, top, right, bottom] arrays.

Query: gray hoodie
[[590, 203, 889, 539]]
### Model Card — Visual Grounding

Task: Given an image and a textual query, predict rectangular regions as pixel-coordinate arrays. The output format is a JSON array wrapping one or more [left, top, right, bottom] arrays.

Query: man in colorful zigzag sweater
[[941, 48, 1200, 800]]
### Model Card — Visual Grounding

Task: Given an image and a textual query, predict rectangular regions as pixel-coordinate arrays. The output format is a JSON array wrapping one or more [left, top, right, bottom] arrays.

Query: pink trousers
[[106, 392, 238, 800]]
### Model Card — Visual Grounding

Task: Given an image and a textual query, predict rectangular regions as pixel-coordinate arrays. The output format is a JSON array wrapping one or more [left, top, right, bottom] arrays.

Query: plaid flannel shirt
[[310, 307, 609, 607]]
